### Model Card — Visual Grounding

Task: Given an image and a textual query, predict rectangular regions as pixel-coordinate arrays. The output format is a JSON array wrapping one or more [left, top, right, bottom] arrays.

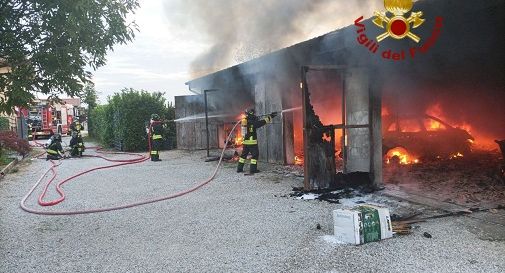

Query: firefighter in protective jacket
[[69, 120, 83, 133], [69, 121, 85, 157], [46, 134, 65, 160], [150, 114, 163, 161], [237, 108, 277, 174]]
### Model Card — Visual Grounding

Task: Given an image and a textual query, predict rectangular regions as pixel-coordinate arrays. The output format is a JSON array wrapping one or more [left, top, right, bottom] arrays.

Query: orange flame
[[427, 103, 473, 133], [450, 152, 464, 159], [294, 156, 303, 166], [235, 137, 243, 146], [385, 147, 419, 165]]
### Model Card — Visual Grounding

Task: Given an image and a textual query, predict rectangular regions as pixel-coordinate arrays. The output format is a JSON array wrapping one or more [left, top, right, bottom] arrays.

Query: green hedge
[[0, 117, 9, 131], [89, 88, 176, 152]]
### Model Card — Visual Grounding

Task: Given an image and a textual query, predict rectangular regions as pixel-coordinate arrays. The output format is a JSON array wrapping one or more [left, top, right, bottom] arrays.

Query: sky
[[92, 0, 207, 104], [91, 0, 383, 105]]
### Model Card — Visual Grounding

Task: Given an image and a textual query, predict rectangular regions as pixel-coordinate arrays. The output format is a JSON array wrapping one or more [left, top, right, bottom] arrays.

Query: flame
[[426, 103, 473, 133], [450, 152, 464, 159], [322, 133, 331, 142], [385, 147, 419, 165], [294, 156, 303, 166], [235, 137, 243, 146], [382, 106, 390, 116], [427, 118, 444, 131]]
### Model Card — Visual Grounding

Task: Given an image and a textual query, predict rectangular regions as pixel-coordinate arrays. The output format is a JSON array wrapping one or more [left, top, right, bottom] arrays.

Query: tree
[[82, 82, 98, 136], [82, 82, 98, 109], [0, 0, 140, 114]]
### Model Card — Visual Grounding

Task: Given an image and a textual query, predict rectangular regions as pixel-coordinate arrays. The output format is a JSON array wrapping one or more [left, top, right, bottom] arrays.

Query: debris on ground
[[392, 222, 413, 235], [423, 232, 433, 238], [384, 151, 505, 207], [287, 187, 361, 204], [390, 212, 424, 235]]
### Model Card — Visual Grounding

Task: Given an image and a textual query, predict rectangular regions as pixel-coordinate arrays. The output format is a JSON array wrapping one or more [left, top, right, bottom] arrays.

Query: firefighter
[[46, 134, 65, 160], [69, 130, 85, 157], [69, 120, 83, 134], [150, 114, 163, 161], [237, 108, 277, 174], [69, 120, 85, 157]]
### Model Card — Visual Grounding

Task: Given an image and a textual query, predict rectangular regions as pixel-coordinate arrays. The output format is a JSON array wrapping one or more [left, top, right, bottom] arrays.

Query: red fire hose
[[20, 120, 241, 215]]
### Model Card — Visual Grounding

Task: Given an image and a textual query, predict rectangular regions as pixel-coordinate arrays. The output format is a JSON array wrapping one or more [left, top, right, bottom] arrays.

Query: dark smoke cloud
[[165, 0, 383, 78]]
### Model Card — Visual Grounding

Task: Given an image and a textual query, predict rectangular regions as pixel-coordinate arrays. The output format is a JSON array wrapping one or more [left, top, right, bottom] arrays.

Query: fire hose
[[20, 120, 241, 215]]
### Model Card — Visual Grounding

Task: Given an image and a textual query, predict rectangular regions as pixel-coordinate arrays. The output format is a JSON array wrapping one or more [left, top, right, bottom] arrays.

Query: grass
[[0, 155, 14, 167]]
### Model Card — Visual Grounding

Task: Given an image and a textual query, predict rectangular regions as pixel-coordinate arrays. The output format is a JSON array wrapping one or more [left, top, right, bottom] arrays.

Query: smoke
[[165, 0, 383, 78]]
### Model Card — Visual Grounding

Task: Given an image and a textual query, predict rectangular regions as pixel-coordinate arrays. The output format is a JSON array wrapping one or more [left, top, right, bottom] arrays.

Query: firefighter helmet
[[245, 108, 255, 116], [53, 133, 62, 142], [151, 114, 160, 121]]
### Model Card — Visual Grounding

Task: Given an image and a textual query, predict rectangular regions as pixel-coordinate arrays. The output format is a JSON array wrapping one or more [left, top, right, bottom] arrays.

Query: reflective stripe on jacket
[[47, 149, 59, 155], [241, 115, 272, 146]]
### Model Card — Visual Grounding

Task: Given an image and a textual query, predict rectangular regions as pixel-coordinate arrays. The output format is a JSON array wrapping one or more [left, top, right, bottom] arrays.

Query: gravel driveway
[[1, 146, 504, 273]]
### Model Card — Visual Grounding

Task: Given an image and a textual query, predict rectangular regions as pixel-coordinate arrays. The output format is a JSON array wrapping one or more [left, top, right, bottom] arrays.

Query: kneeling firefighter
[[46, 134, 65, 160], [149, 114, 163, 161], [237, 109, 278, 174]]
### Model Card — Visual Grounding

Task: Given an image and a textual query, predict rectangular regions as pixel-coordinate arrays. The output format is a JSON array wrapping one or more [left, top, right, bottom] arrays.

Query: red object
[[19, 120, 241, 215], [28, 103, 75, 137], [391, 19, 408, 36]]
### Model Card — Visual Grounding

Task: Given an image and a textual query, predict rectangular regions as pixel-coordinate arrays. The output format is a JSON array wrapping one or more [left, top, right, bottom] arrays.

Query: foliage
[[0, 0, 140, 114], [90, 89, 175, 152], [0, 117, 9, 131], [0, 156, 14, 166], [0, 131, 31, 158], [83, 83, 98, 109], [89, 104, 114, 146], [83, 82, 98, 137]]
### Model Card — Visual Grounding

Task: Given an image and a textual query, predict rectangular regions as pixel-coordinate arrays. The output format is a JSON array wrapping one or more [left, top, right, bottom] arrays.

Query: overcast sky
[[92, 0, 206, 104], [91, 0, 382, 105]]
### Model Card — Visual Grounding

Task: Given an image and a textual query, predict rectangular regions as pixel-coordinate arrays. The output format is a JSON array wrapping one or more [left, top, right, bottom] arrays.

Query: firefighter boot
[[237, 157, 245, 173], [250, 160, 260, 174]]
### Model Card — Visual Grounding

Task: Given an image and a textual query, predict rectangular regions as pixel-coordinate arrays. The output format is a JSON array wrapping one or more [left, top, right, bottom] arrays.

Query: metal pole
[[204, 90, 210, 157]]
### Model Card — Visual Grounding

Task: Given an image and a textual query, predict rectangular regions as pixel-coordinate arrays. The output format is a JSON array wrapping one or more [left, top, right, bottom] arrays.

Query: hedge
[[0, 117, 9, 131], [89, 89, 175, 152]]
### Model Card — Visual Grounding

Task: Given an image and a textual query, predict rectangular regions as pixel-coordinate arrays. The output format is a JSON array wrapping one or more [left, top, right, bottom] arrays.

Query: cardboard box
[[333, 204, 393, 245]]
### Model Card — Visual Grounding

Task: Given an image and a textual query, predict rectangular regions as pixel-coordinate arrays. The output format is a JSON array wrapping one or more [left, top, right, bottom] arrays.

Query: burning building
[[177, 0, 505, 193]]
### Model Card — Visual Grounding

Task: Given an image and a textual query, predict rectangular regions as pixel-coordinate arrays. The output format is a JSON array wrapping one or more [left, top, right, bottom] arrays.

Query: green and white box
[[333, 204, 393, 245]]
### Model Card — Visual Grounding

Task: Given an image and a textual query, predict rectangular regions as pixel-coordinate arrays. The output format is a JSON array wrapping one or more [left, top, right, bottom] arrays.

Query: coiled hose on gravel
[[20, 120, 241, 215]]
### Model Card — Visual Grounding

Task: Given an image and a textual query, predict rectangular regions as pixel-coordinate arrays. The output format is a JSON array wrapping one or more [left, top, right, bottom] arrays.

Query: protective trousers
[[237, 144, 259, 173], [151, 137, 162, 161], [46, 153, 62, 160]]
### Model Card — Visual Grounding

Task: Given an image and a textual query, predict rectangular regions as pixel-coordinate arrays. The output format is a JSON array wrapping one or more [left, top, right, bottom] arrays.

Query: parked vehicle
[[383, 114, 474, 160], [26, 102, 78, 139]]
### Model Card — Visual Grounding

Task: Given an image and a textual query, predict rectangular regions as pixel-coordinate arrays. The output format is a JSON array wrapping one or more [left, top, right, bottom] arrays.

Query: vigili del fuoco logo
[[354, 0, 443, 61]]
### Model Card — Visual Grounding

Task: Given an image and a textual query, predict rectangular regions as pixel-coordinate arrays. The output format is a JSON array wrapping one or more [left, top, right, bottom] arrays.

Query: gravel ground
[[0, 143, 504, 273]]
